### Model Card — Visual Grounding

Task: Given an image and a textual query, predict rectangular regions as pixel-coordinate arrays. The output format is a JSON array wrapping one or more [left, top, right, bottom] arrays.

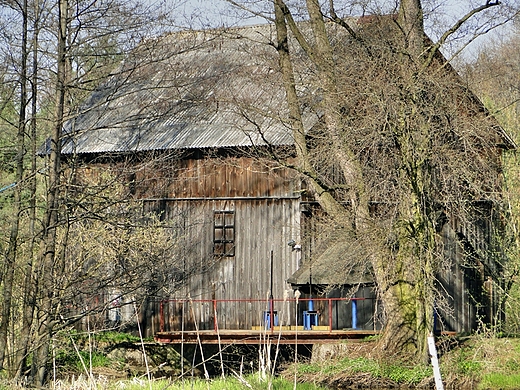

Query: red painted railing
[[158, 297, 375, 333]]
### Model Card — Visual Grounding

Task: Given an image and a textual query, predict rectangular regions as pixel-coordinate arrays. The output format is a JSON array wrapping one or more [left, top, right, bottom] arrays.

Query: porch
[[154, 297, 381, 344]]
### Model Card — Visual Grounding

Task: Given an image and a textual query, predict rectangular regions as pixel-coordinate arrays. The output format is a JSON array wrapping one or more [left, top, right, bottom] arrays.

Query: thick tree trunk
[[273, 0, 446, 363], [32, 0, 67, 384], [0, 0, 28, 371], [374, 162, 435, 362], [16, 7, 41, 377]]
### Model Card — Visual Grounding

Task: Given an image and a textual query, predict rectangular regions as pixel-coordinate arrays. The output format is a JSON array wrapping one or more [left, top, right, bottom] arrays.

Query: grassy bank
[[282, 335, 520, 389], [0, 375, 326, 390], [440, 336, 520, 389], [3, 332, 520, 389]]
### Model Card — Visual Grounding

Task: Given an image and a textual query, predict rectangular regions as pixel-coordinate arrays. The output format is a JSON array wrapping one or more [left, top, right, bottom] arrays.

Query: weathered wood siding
[[75, 154, 503, 335], [132, 155, 298, 199], [436, 206, 501, 333], [77, 155, 302, 334], [144, 197, 301, 333]]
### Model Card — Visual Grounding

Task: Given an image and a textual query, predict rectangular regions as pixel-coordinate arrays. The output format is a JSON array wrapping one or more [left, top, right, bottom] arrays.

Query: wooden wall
[[142, 196, 301, 333], [133, 155, 299, 199], [436, 207, 501, 333], [74, 153, 503, 335], [77, 155, 303, 334]]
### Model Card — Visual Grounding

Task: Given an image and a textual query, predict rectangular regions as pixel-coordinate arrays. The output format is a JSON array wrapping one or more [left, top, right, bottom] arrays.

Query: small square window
[[213, 210, 235, 257]]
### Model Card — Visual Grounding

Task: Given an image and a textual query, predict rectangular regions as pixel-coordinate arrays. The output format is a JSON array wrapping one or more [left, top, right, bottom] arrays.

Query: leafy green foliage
[[54, 350, 111, 372]]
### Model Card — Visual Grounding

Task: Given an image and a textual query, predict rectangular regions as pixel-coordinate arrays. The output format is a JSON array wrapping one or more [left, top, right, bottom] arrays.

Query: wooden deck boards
[[155, 329, 379, 345]]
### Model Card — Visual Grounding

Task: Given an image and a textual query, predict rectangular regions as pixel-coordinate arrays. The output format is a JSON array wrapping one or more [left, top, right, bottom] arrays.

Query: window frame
[[213, 210, 235, 258]]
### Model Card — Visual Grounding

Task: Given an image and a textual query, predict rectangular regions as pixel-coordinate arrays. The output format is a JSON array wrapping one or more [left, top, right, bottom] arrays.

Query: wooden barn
[[56, 20, 514, 337]]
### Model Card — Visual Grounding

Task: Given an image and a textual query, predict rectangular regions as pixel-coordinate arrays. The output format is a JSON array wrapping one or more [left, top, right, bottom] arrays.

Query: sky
[[178, 0, 517, 62]]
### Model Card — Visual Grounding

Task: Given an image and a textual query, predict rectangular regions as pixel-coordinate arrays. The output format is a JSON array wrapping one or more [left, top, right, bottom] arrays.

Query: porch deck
[[154, 329, 379, 344], [154, 297, 380, 344]]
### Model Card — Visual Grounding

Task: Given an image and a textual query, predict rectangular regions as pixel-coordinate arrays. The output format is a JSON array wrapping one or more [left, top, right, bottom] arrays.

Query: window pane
[[214, 210, 235, 257]]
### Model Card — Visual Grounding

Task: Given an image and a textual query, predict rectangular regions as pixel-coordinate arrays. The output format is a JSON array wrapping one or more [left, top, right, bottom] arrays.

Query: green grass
[[55, 350, 111, 371], [381, 364, 432, 384], [60, 329, 148, 345], [296, 356, 431, 386], [297, 363, 322, 374], [438, 336, 520, 389], [38, 376, 326, 390], [172, 376, 326, 390], [341, 357, 380, 375], [360, 334, 381, 342], [93, 331, 145, 343], [479, 373, 520, 389]]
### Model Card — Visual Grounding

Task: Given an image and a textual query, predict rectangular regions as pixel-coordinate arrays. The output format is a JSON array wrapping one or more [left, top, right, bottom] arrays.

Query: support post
[[428, 333, 444, 390], [351, 299, 357, 330], [328, 298, 332, 331], [213, 299, 218, 332], [270, 250, 274, 331], [159, 300, 164, 332]]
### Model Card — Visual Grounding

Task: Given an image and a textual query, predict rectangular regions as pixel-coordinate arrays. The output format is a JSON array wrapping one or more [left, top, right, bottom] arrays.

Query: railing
[[158, 297, 379, 333]]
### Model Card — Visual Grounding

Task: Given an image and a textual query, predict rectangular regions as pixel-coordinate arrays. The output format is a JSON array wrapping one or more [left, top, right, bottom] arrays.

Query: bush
[[55, 350, 111, 372]]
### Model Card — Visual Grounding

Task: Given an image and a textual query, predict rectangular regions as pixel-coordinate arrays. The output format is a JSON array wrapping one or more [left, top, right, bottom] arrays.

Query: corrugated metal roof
[[60, 24, 314, 155], [56, 20, 514, 157], [287, 231, 374, 286]]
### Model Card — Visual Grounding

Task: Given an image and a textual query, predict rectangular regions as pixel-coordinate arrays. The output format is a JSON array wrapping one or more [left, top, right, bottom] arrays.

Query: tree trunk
[[0, 0, 28, 371], [305, 0, 369, 230], [273, 0, 436, 363], [374, 204, 435, 361], [397, 0, 425, 62], [16, 4, 41, 377], [274, 0, 348, 220], [32, 0, 68, 384]]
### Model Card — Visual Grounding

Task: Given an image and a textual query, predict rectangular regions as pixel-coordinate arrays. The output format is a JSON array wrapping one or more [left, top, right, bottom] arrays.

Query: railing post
[[352, 298, 357, 330], [213, 299, 218, 332], [159, 300, 164, 332], [269, 298, 274, 332], [328, 298, 332, 332]]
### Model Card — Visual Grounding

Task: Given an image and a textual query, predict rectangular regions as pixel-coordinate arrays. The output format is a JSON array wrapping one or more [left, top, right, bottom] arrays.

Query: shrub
[[55, 350, 111, 372]]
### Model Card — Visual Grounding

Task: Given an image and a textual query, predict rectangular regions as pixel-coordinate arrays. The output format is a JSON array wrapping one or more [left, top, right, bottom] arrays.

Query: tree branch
[[327, 0, 360, 42], [275, 0, 319, 64], [224, 0, 274, 23], [423, 1, 501, 69]]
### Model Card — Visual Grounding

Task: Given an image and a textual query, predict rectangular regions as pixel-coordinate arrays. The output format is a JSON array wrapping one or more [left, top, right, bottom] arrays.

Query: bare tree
[[0, 0, 28, 371], [0, 0, 189, 383], [267, 0, 515, 361]]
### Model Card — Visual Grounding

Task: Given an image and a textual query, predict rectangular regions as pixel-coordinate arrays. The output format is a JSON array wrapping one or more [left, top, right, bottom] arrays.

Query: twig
[[213, 302, 225, 378], [133, 301, 152, 390], [189, 297, 210, 380]]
